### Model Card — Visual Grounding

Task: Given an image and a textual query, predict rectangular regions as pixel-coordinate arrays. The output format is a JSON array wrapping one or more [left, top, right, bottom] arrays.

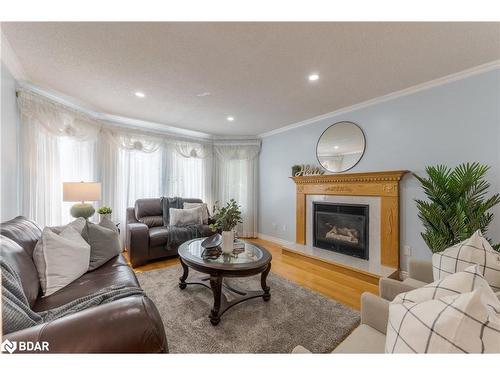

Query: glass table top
[[180, 238, 264, 265]]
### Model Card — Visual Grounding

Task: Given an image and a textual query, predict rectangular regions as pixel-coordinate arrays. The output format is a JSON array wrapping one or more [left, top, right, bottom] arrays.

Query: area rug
[[136, 265, 360, 353]]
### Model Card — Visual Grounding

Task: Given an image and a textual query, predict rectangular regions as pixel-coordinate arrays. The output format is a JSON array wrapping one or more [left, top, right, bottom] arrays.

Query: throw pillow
[[162, 196, 183, 226], [82, 221, 121, 271], [393, 265, 491, 304], [48, 217, 86, 235], [33, 226, 91, 297], [183, 202, 209, 224], [432, 230, 500, 291], [385, 285, 500, 353], [99, 216, 119, 234], [169, 206, 203, 226]]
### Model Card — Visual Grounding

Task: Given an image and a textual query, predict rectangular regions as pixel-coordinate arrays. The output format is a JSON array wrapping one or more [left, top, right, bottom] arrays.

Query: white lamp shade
[[63, 182, 101, 202]]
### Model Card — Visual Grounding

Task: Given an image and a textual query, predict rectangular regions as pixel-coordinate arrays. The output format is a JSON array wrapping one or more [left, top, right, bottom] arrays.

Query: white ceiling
[[2, 22, 500, 136]]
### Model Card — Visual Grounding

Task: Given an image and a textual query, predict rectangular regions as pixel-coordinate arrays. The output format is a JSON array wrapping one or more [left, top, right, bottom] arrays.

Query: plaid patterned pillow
[[394, 265, 490, 304], [386, 267, 500, 353], [432, 230, 500, 292]]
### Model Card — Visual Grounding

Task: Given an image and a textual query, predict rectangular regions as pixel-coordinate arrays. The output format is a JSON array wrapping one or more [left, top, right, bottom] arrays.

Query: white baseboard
[[257, 233, 295, 247]]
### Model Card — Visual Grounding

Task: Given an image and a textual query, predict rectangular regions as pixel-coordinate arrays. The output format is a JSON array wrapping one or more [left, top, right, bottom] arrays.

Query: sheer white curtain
[[100, 135, 212, 234], [99, 131, 164, 233], [58, 137, 97, 224], [18, 89, 261, 238], [164, 142, 213, 209], [18, 91, 99, 227], [214, 141, 260, 237]]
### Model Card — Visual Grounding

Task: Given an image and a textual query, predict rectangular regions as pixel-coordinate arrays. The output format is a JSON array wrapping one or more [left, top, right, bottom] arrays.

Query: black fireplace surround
[[313, 202, 369, 260]]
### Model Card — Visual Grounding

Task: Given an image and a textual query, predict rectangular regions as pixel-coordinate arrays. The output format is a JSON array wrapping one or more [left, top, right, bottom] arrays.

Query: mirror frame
[[315, 121, 366, 173]]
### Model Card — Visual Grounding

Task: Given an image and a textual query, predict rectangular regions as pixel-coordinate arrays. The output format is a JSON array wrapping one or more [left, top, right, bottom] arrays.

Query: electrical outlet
[[403, 245, 412, 256]]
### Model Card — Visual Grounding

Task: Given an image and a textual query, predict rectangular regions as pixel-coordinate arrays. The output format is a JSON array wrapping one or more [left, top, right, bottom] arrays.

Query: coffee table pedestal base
[[179, 260, 271, 326]]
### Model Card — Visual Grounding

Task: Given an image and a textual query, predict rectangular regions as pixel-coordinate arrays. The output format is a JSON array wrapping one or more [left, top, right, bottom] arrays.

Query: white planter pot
[[99, 213, 111, 222], [221, 231, 234, 254]]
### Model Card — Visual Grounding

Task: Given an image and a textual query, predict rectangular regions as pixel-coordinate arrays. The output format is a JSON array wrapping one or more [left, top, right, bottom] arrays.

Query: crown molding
[[97, 113, 214, 140], [17, 82, 215, 141], [259, 60, 500, 138], [1, 31, 28, 80]]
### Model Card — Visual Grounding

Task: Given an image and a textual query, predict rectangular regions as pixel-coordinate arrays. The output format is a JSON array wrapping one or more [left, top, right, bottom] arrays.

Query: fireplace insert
[[313, 202, 369, 259]]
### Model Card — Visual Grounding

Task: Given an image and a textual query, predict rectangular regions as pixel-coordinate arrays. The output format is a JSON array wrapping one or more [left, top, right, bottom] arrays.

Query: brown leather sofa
[[126, 198, 213, 267], [1, 216, 168, 353]]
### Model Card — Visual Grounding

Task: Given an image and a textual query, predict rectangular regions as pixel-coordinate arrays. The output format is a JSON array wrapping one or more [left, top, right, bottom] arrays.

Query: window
[[58, 137, 97, 224]]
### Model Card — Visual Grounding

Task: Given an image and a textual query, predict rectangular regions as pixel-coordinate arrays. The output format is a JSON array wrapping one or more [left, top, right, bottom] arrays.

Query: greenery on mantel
[[209, 199, 243, 232], [414, 162, 500, 253]]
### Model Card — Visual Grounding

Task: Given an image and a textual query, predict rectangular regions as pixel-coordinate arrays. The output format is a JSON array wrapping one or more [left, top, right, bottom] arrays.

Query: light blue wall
[[1, 62, 20, 221], [259, 69, 500, 270]]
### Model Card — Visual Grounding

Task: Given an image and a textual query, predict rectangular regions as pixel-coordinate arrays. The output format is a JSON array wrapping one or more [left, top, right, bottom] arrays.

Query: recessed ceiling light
[[334, 145, 339, 150], [226, 116, 235, 122], [308, 73, 320, 82], [196, 92, 211, 97], [135, 91, 145, 98]]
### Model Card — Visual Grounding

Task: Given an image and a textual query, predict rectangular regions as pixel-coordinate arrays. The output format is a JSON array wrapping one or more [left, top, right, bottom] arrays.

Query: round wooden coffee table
[[178, 238, 272, 325]]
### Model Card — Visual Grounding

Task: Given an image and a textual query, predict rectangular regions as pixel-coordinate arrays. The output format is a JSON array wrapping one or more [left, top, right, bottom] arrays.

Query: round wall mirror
[[316, 121, 366, 173]]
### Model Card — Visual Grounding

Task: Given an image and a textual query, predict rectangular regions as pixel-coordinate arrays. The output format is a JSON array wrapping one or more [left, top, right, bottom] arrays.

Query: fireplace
[[313, 202, 369, 260]]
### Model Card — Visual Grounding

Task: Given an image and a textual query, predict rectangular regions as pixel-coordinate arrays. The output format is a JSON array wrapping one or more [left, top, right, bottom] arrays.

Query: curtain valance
[[17, 90, 217, 159], [17, 91, 101, 141]]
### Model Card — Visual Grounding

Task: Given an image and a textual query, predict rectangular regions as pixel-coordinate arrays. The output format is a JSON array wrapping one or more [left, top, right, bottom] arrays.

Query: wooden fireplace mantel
[[291, 170, 408, 268]]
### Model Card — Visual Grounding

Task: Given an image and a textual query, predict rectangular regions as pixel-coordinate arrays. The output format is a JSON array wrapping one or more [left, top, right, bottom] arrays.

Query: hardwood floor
[[124, 238, 380, 310]]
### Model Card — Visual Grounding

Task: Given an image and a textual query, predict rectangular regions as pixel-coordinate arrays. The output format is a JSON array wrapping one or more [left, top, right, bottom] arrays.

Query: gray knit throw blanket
[[1, 259, 144, 335]]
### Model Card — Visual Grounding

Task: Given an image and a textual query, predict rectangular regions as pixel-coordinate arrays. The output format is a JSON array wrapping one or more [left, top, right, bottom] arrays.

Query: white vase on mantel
[[221, 230, 234, 254]]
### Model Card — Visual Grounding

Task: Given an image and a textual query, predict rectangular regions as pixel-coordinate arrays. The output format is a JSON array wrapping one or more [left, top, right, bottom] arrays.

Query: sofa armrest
[[126, 222, 149, 268], [408, 258, 433, 283], [379, 277, 419, 301], [3, 296, 167, 353], [360, 292, 389, 334]]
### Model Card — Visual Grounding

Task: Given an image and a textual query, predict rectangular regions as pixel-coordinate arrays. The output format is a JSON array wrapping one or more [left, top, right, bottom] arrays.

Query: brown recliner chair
[[126, 198, 213, 268], [1, 216, 168, 353]]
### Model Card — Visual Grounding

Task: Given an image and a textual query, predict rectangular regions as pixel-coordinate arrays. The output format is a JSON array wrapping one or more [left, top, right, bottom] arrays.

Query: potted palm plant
[[414, 162, 500, 253], [209, 199, 243, 254]]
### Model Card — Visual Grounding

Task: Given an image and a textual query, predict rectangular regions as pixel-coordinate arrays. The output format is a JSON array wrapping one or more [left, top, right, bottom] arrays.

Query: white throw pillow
[[393, 265, 491, 304], [48, 217, 86, 235], [432, 230, 500, 291], [386, 266, 500, 353], [183, 202, 209, 224], [169, 206, 203, 226], [33, 226, 91, 297]]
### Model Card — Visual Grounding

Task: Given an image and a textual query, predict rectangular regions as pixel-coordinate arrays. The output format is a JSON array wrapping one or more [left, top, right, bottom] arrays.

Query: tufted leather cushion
[[139, 215, 163, 228], [149, 227, 169, 247], [135, 199, 163, 228], [0, 216, 42, 257], [1, 235, 41, 307]]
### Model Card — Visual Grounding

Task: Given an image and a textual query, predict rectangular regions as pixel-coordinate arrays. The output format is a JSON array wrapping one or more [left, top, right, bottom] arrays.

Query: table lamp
[[63, 182, 102, 219]]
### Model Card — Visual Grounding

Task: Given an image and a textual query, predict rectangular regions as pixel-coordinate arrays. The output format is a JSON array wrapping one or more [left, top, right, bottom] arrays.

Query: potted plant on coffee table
[[209, 199, 243, 254]]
